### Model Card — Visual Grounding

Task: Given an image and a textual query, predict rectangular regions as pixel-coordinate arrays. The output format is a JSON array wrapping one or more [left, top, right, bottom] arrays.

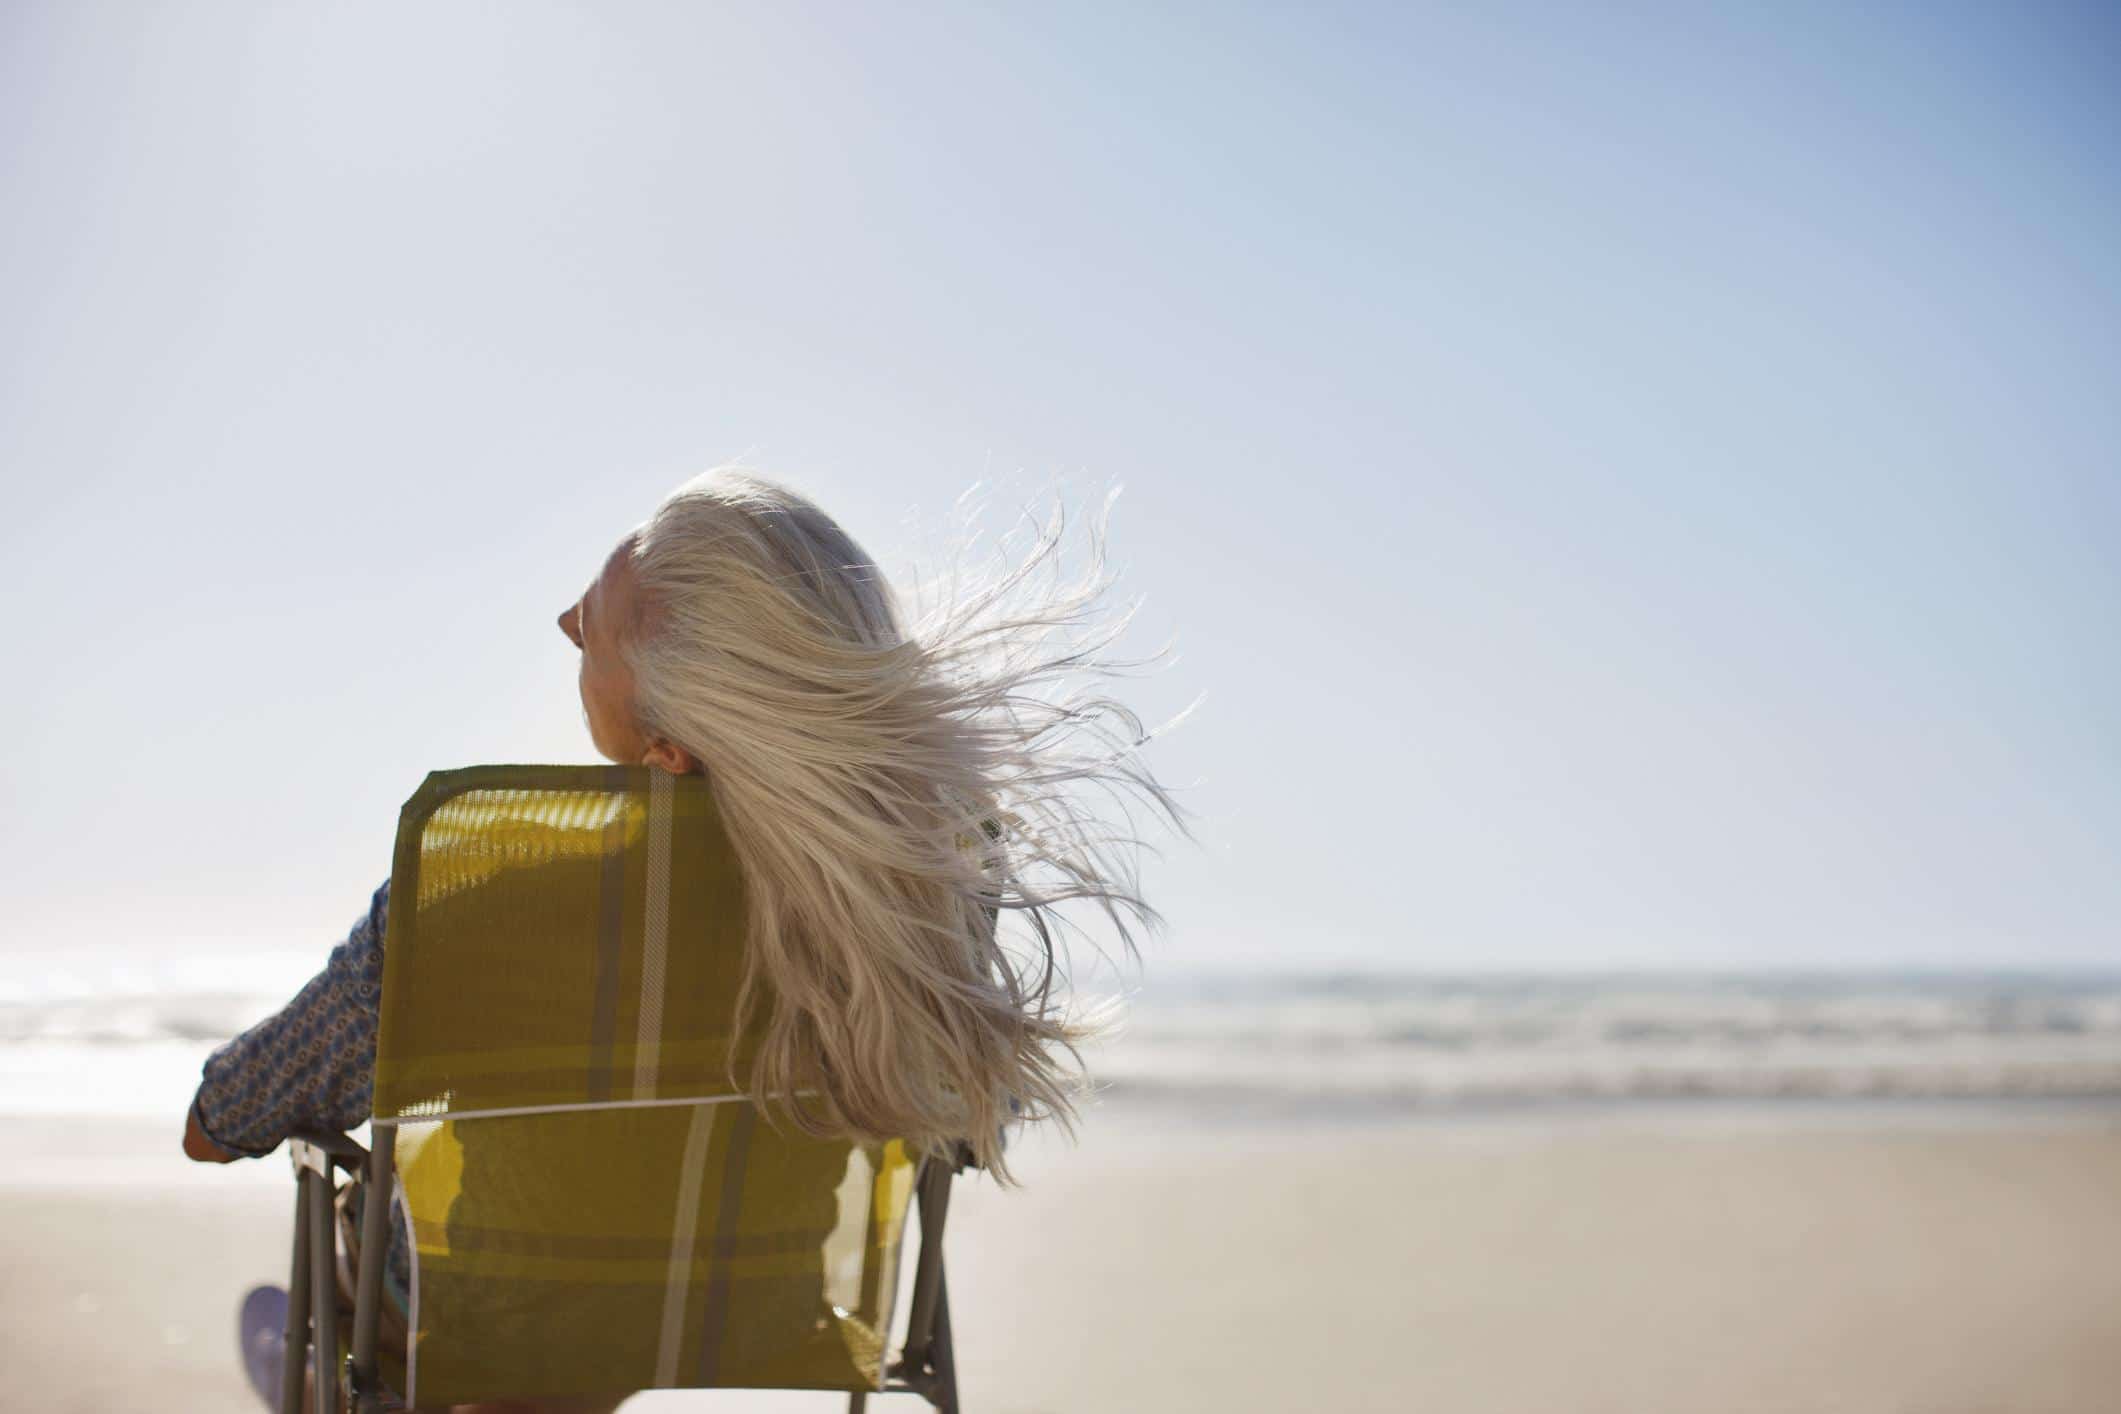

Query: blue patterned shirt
[[194, 881, 390, 1156], [193, 881, 412, 1303]]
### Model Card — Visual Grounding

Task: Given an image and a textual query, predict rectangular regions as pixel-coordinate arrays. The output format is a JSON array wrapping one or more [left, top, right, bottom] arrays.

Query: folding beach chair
[[275, 766, 967, 1413]]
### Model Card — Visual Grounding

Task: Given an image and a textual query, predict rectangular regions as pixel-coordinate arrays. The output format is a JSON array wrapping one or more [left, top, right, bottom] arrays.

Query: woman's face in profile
[[558, 537, 652, 766]]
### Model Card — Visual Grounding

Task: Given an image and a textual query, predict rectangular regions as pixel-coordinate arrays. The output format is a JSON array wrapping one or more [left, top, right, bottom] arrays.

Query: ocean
[[1085, 969, 2121, 1121], [6, 947, 2120, 1125]]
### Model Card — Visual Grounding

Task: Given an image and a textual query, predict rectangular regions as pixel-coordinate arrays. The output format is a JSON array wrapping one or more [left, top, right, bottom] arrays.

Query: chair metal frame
[[280, 1129, 966, 1414]]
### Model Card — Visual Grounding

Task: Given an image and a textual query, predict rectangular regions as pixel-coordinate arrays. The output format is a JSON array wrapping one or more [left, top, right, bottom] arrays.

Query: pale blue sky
[[3, 1, 2115, 973]]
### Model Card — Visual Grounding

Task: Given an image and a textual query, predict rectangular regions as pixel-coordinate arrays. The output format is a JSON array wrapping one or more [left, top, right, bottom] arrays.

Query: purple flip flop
[[237, 1284, 287, 1412]]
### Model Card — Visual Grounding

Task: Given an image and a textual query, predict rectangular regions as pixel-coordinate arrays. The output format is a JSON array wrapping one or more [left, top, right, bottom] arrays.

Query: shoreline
[[8, 1088, 2120, 1184]]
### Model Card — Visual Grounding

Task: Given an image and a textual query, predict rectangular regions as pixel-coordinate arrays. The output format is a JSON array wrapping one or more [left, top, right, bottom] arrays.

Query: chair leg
[[307, 1169, 341, 1414], [891, 1159, 963, 1412], [900, 1160, 953, 1367], [847, 1392, 867, 1413], [349, 1132, 397, 1414], [283, 1179, 313, 1414], [929, 1268, 959, 1414]]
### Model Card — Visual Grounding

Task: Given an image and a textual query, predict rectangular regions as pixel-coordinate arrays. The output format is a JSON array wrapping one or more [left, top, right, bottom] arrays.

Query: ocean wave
[[1102, 972, 2121, 1052]]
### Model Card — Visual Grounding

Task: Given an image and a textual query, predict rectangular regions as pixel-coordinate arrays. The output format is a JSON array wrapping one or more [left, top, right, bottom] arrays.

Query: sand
[[5, 1102, 2119, 1413]]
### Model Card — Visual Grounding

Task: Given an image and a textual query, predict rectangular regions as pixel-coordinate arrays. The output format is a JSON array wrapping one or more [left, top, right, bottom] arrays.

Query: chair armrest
[[287, 1128, 371, 1180]]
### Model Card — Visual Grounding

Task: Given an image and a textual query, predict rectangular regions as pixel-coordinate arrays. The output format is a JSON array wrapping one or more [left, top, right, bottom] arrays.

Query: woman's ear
[[643, 738, 699, 775]]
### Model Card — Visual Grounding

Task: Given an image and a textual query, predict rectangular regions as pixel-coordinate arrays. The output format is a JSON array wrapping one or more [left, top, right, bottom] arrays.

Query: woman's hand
[[182, 1097, 240, 1163]]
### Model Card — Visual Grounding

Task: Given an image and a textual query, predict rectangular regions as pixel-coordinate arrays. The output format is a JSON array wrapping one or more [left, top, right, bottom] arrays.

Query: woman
[[181, 468, 1184, 1411]]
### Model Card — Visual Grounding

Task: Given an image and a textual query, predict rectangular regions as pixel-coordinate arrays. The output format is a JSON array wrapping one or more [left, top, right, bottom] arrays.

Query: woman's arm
[[180, 881, 391, 1162]]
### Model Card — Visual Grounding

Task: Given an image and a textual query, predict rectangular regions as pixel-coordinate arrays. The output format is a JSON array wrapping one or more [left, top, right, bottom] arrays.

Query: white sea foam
[[1076, 971, 2121, 1109]]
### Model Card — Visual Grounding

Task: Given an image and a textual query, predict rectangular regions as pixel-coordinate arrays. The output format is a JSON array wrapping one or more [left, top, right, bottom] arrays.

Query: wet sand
[[4, 1103, 2119, 1412]]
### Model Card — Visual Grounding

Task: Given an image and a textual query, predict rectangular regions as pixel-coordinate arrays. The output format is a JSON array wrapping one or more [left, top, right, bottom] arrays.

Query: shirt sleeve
[[192, 881, 390, 1157]]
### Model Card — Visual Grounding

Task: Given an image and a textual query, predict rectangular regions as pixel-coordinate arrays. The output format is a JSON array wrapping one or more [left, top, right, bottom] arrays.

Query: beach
[[7, 1099, 2119, 1413]]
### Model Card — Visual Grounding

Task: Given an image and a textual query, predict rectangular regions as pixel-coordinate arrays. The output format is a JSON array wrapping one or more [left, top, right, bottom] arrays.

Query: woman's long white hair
[[624, 468, 1184, 1180]]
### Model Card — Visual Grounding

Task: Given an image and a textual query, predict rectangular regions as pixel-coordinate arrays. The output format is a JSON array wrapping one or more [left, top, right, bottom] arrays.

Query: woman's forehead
[[586, 535, 641, 641]]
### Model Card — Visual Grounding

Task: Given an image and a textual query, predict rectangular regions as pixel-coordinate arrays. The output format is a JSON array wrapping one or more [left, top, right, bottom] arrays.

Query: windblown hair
[[623, 468, 1183, 1180]]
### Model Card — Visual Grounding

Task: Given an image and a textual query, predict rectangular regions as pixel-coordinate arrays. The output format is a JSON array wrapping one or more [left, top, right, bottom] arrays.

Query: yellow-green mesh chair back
[[375, 767, 918, 1408]]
